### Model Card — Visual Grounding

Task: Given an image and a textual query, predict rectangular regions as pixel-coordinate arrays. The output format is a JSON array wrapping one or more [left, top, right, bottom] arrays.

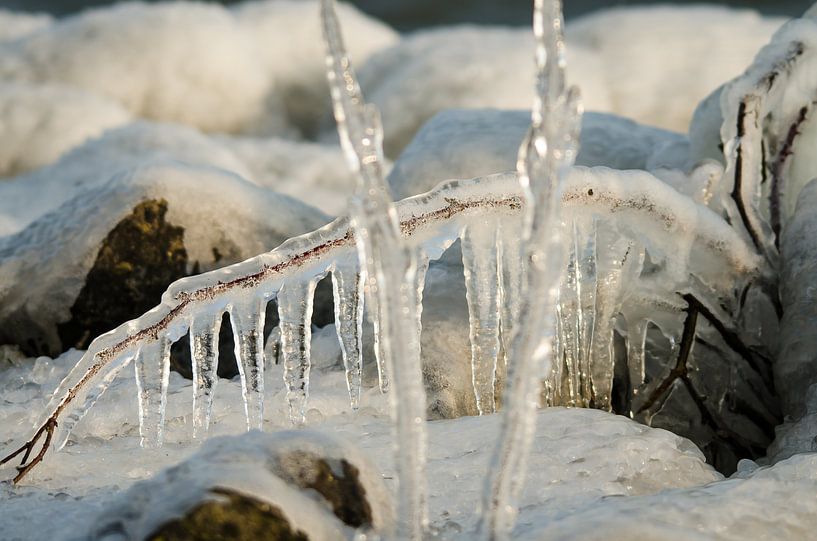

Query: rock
[[777, 179, 817, 418], [88, 430, 393, 541], [0, 160, 329, 360], [148, 490, 310, 541], [387, 108, 689, 200], [0, 83, 131, 177]]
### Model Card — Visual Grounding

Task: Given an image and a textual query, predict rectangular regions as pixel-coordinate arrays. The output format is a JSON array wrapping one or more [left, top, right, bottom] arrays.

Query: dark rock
[[57, 199, 187, 352], [148, 489, 309, 541]]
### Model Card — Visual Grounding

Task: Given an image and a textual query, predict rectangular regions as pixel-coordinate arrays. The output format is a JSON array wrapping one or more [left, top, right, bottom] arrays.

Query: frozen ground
[[1, 340, 816, 540]]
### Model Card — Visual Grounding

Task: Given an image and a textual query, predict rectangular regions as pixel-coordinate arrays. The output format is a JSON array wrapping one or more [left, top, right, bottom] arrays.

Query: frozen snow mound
[[216, 135, 367, 217], [0, 1, 396, 137], [518, 452, 817, 541], [232, 0, 398, 137], [388, 108, 690, 200], [0, 121, 253, 236], [354, 5, 784, 157], [0, 9, 52, 42], [88, 430, 394, 541], [0, 160, 328, 356], [0, 83, 131, 177]]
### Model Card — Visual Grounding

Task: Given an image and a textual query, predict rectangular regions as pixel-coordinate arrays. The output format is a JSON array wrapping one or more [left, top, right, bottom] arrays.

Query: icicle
[[626, 318, 649, 398], [134, 336, 172, 448], [321, 0, 428, 537], [498, 216, 524, 370], [230, 297, 266, 431], [478, 0, 582, 538], [371, 292, 391, 393], [588, 231, 632, 410], [278, 278, 318, 426], [332, 262, 365, 409], [190, 313, 222, 439], [462, 221, 502, 414]]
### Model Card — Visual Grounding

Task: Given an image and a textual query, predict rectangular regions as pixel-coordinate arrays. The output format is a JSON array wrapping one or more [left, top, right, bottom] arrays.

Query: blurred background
[[0, 0, 809, 30]]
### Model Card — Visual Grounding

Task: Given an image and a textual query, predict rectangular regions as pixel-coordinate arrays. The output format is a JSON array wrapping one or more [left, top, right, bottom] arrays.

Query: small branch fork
[[1, 418, 57, 484]]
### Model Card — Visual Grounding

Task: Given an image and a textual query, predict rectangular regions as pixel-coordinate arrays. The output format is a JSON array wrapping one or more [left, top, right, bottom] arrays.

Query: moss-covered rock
[[57, 199, 187, 351], [148, 489, 309, 541]]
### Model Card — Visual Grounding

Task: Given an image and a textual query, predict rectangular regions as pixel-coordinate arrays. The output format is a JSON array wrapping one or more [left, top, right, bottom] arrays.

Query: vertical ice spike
[[190, 313, 222, 439], [498, 216, 524, 372], [479, 0, 582, 539], [134, 336, 172, 448], [332, 262, 366, 409], [589, 231, 633, 410], [230, 297, 266, 431], [321, 0, 428, 538], [462, 221, 502, 414], [626, 318, 649, 403], [372, 294, 391, 393], [278, 278, 318, 425]]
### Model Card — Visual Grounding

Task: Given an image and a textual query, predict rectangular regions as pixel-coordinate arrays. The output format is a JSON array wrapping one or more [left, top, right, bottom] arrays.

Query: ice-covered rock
[[388, 108, 689, 199], [354, 6, 784, 156], [777, 179, 817, 418], [0, 9, 52, 42], [0, 1, 396, 137], [0, 161, 328, 357], [88, 430, 393, 540], [0, 83, 131, 177]]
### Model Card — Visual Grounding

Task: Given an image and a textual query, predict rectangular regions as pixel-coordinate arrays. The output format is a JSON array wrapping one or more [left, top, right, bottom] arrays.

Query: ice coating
[[716, 14, 817, 251], [478, 1, 582, 538]]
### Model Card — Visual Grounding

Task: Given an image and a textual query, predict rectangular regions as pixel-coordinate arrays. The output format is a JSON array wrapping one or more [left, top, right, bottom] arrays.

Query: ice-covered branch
[[0, 166, 761, 484]]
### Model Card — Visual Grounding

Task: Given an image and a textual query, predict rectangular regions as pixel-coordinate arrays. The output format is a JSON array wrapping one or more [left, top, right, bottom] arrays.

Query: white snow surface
[[0, 9, 52, 42], [0, 1, 396, 137], [354, 5, 785, 156], [0, 344, 814, 541], [387, 108, 690, 200], [0, 83, 131, 177]]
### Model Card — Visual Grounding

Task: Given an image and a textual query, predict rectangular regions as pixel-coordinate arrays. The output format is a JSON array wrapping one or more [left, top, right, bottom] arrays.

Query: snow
[[0, 1, 396, 137], [354, 5, 785, 156], [0, 83, 131, 177], [0, 9, 52, 42], [387, 108, 689, 200]]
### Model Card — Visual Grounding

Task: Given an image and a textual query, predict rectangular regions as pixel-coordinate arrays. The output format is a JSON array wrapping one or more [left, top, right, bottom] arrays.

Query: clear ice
[[478, 0, 582, 538], [230, 297, 266, 431], [278, 277, 319, 426]]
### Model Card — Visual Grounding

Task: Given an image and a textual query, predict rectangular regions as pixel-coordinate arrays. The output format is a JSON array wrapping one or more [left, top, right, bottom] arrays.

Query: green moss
[[57, 199, 187, 351], [148, 489, 309, 541]]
